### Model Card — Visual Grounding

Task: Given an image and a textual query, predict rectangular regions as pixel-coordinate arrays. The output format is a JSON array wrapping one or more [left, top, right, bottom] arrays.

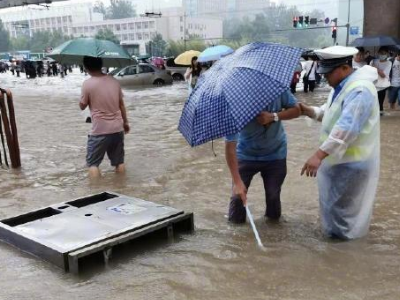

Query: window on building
[[180, 16, 183, 22], [108, 24, 113, 30], [137, 33, 142, 40], [136, 23, 141, 29], [116, 24, 120, 31], [149, 21, 155, 29], [122, 34, 128, 40], [129, 23, 134, 30], [62, 16, 67, 23], [144, 33, 149, 40], [68, 16, 72, 23], [63, 26, 68, 33], [122, 23, 127, 30], [129, 33, 135, 40], [180, 26, 183, 32], [143, 22, 148, 29], [57, 17, 62, 24]]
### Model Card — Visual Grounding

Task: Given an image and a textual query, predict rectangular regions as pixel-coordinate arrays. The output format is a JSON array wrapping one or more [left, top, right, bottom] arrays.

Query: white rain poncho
[[311, 65, 380, 239]]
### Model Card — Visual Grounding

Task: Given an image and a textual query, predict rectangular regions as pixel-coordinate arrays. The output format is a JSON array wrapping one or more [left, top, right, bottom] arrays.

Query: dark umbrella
[[47, 38, 134, 68], [350, 35, 400, 47]]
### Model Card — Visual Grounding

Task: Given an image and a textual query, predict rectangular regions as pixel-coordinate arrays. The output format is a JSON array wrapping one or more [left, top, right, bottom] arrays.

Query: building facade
[[183, 0, 270, 19], [0, 2, 103, 38], [364, 0, 400, 38], [72, 7, 223, 55]]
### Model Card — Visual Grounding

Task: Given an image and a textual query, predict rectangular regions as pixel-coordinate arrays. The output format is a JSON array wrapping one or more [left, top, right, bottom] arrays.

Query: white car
[[110, 63, 173, 86]]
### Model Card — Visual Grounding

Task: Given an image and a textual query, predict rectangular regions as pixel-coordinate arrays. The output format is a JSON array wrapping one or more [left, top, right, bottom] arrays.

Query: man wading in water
[[80, 56, 130, 178]]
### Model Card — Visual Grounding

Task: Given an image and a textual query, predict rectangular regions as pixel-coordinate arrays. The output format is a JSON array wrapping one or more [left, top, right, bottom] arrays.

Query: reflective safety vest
[[319, 80, 379, 164]]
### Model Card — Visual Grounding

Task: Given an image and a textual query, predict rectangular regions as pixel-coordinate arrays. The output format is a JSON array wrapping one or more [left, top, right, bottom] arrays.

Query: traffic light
[[332, 26, 337, 39], [298, 16, 304, 28], [293, 17, 298, 28], [304, 16, 309, 27]]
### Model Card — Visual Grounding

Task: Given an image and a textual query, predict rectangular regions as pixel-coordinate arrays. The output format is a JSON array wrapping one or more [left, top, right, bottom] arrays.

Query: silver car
[[111, 63, 173, 86], [165, 58, 187, 81]]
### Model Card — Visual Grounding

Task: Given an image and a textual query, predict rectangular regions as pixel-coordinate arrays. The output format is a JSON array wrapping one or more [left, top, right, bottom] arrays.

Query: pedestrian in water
[[79, 56, 130, 178], [225, 90, 300, 223], [184, 56, 202, 94], [303, 56, 317, 93], [290, 62, 302, 93], [388, 52, 400, 109], [300, 46, 380, 240], [47, 62, 51, 76], [52, 62, 58, 76], [370, 47, 391, 116]]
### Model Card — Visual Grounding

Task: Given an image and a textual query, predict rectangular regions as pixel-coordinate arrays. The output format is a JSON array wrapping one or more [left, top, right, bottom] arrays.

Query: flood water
[[0, 70, 399, 300]]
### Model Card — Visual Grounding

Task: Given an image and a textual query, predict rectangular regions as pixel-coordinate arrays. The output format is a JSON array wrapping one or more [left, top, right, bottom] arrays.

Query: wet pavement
[[0, 70, 399, 300]]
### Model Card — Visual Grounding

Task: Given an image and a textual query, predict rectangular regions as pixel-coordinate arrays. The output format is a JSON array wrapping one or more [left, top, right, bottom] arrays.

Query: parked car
[[165, 58, 188, 81], [110, 63, 173, 86]]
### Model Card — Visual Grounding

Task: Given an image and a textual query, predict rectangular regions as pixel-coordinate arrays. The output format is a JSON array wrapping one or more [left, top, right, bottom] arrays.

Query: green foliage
[[95, 28, 120, 44], [165, 37, 208, 57], [146, 33, 168, 57], [106, 0, 136, 20], [10, 30, 71, 51], [93, 0, 107, 15], [223, 4, 331, 48], [0, 19, 11, 52]]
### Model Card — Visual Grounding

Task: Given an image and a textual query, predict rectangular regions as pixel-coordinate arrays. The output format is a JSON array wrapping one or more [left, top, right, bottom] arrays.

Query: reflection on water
[[0, 70, 399, 299]]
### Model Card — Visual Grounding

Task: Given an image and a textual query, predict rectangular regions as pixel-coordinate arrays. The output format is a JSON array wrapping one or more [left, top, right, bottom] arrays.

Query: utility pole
[[345, 0, 351, 46], [183, 11, 187, 51]]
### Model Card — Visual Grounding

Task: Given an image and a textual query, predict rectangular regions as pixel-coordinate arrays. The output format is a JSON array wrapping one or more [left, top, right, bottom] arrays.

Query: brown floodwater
[[0, 71, 399, 300]]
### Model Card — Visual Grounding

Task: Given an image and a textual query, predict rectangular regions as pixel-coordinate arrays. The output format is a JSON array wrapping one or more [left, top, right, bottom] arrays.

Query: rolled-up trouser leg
[[228, 161, 258, 223]]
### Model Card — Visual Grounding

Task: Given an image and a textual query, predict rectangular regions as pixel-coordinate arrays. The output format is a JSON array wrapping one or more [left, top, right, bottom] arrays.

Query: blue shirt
[[225, 90, 297, 161], [334, 74, 376, 136], [331, 73, 351, 105]]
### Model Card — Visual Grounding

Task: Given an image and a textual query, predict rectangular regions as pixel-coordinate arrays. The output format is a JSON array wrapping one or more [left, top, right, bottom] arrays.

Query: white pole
[[245, 206, 266, 250]]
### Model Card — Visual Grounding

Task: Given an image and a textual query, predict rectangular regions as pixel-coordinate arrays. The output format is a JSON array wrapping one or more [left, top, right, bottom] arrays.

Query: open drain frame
[[0, 192, 194, 273]]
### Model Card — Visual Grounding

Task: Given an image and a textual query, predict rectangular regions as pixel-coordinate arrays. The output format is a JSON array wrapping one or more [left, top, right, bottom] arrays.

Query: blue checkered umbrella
[[178, 42, 302, 147]]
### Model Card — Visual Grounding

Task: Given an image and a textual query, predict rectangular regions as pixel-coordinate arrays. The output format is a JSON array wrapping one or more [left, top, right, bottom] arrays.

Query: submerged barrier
[[0, 88, 21, 169]]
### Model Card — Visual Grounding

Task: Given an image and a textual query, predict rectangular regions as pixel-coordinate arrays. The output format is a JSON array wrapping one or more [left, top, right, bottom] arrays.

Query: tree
[[95, 28, 120, 44], [223, 4, 331, 48], [146, 33, 167, 57], [10, 30, 71, 52], [0, 19, 11, 52], [106, 0, 136, 20], [93, 0, 106, 15], [165, 37, 207, 57]]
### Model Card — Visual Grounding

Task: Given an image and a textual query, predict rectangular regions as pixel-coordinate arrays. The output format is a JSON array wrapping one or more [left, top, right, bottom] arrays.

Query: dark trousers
[[378, 88, 388, 112], [290, 82, 297, 94], [228, 159, 287, 223], [304, 80, 316, 93]]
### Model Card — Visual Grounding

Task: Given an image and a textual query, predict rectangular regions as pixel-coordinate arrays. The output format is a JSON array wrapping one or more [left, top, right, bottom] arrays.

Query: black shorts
[[86, 131, 124, 167]]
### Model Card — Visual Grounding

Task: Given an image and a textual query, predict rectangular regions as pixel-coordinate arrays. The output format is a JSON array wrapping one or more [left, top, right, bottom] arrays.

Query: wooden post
[[5, 90, 21, 168], [0, 89, 21, 169]]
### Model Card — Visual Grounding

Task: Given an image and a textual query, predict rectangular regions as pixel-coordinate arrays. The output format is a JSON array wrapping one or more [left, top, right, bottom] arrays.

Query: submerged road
[[0, 70, 399, 300]]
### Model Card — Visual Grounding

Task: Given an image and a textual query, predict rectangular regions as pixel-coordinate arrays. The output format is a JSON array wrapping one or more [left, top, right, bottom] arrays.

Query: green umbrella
[[47, 38, 134, 68]]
